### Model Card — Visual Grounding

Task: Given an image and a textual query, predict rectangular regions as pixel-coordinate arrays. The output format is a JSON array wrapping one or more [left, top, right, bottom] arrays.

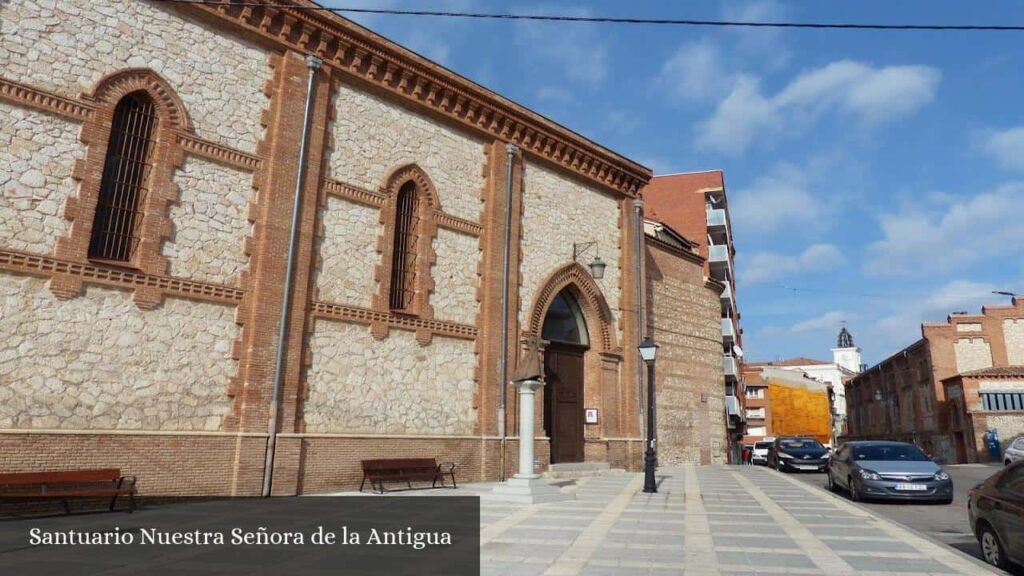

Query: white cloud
[[697, 60, 941, 155], [655, 42, 732, 103], [980, 126, 1024, 171], [799, 243, 845, 269], [865, 182, 1024, 276], [696, 74, 779, 155], [729, 163, 824, 234], [923, 279, 998, 312], [791, 311, 850, 333], [514, 7, 608, 87], [741, 243, 846, 284], [742, 251, 801, 284]]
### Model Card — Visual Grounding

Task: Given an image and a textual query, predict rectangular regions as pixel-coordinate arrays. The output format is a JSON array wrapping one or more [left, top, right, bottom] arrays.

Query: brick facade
[[641, 171, 745, 462], [846, 298, 1024, 463], [0, 0, 655, 495], [944, 369, 1024, 463], [645, 236, 727, 465]]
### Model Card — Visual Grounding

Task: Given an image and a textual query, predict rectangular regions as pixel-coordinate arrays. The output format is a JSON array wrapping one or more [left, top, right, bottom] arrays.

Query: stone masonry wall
[[162, 157, 253, 286], [955, 338, 993, 373], [646, 243, 725, 465], [1004, 319, 1024, 365], [0, 275, 238, 431], [315, 195, 379, 307], [327, 80, 485, 222], [430, 228, 479, 325], [0, 0, 270, 153], [304, 320, 476, 435], [520, 160, 621, 327], [0, 103, 83, 255]]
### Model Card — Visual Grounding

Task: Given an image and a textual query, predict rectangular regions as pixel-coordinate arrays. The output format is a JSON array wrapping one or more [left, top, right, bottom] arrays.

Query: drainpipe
[[498, 143, 518, 482], [634, 198, 645, 434], [262, 54, 322, 498]]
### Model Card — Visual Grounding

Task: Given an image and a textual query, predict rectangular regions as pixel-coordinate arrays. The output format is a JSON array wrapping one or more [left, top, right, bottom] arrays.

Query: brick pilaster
[[476, 141, 524, 437], [619, 197, 643, 437], [225, 51, 329, 494]]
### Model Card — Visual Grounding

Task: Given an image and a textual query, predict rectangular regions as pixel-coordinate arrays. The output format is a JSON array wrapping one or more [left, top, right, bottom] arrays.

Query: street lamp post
[[639, 337, 659, 494]]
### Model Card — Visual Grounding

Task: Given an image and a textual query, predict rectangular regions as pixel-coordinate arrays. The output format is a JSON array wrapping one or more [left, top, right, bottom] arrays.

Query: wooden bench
[[0, 469, 137, 514], [359, 458, 456, 494]]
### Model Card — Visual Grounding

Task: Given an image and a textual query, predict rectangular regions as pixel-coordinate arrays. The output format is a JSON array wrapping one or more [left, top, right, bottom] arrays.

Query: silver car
[[827, 441, 953, 504], [1004, 436, 1024, 466]]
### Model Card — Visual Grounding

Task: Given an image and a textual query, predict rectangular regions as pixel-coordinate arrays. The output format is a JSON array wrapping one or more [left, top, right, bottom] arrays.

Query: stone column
[[515, 378, 544, 479]]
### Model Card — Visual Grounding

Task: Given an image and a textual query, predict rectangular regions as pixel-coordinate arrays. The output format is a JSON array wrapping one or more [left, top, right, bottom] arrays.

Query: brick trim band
[[322, 176, 481, 236], [0, 76, 95, 121], [0, 249, 245, 305], [311, 300, 478, 341]]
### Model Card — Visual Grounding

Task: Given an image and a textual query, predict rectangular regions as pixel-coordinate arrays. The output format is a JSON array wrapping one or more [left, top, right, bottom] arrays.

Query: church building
[[0, 0, 720, 495]]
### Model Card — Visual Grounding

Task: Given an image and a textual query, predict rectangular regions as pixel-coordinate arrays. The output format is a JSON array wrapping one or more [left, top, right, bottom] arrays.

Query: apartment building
[[643, 170, 745, 461]]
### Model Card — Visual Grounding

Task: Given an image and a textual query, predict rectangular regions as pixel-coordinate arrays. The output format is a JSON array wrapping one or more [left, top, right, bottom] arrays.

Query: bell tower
[[832, 323, 862, 374]]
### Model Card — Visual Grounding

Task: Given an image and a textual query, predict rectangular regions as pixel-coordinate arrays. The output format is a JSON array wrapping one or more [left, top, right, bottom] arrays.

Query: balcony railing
[[722, 318, 736, 343], [726, 395, 742, 418], [724, 354, 738, 380], [707, 208, 727, 229], [708, 244, 729, 263]]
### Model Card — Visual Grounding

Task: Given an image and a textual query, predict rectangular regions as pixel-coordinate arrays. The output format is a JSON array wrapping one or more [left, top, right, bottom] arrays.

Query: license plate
[[796, 465, 819, 470], [895, 483, 927, 491]]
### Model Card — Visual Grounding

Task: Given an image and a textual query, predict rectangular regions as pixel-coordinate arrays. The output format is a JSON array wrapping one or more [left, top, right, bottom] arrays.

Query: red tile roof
[[956, 366, 1024, 378]]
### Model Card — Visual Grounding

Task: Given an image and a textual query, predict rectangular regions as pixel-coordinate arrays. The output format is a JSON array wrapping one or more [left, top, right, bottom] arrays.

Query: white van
[[752, 439, 774, 465]]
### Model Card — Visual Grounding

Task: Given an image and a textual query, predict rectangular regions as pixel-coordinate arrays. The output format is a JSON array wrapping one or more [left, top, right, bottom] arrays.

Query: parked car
[[827, 441, 953, 504], [1004, 436, 1024, 466], [768, 436, 829, 472], [752, 441, 773, 466], [968, 460, 1024, 570]]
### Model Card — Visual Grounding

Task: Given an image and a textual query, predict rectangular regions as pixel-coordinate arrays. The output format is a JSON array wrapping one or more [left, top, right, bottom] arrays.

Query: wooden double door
[[543, 344, 585, 463]]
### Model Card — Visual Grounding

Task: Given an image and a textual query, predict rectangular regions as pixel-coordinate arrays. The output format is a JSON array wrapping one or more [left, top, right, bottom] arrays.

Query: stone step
[[545, 462, 616, 479]]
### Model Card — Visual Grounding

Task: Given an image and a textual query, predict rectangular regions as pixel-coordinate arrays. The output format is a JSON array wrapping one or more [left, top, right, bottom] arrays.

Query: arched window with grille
[[88, 91, 158, 263], [388, 181, 419, 311]]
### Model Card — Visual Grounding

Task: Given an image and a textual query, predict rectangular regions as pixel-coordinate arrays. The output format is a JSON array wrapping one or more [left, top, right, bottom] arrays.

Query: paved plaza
[[471, 465, 1001, 576]]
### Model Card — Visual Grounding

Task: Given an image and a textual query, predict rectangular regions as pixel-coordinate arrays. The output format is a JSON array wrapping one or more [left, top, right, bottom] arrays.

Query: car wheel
[[848, 476, 861, 502], [979, 524, 1010, 570], [827, 471, 838, 492]]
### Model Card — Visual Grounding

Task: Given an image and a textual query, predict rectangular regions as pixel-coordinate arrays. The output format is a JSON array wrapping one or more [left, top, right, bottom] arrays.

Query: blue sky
[[328, 0, 1024, 365]]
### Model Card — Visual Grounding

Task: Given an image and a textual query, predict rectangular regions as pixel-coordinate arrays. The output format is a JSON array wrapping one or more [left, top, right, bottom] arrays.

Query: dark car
[[827, 441, 953, 504], [768, 436, 829, 472], [968, 461, 1024, 571]]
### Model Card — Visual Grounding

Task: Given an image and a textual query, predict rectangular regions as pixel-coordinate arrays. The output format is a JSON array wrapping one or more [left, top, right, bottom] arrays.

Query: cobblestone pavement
[[473, 465, 1001, 576]]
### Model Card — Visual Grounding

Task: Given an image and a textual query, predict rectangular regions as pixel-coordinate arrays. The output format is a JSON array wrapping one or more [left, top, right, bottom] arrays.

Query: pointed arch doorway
[[542, 288, 589, 463]]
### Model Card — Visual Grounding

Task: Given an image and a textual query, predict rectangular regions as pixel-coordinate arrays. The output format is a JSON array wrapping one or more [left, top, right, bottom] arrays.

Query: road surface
[[782, 463, 1022, 573]]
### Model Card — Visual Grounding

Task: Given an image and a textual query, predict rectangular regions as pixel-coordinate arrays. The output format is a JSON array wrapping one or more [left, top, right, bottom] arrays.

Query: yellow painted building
[[763, 367, 833, 444]]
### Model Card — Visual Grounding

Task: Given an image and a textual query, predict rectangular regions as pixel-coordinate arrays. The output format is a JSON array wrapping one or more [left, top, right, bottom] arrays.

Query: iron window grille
[[388, 181, 419, 312], [88, 91, 157, 263]]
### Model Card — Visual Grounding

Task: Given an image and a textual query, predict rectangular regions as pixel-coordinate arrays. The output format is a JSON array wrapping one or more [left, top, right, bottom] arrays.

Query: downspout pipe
[[634, 198, 645, 434], [262, 54, 322, 498], [498, 143, 518, 482]]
